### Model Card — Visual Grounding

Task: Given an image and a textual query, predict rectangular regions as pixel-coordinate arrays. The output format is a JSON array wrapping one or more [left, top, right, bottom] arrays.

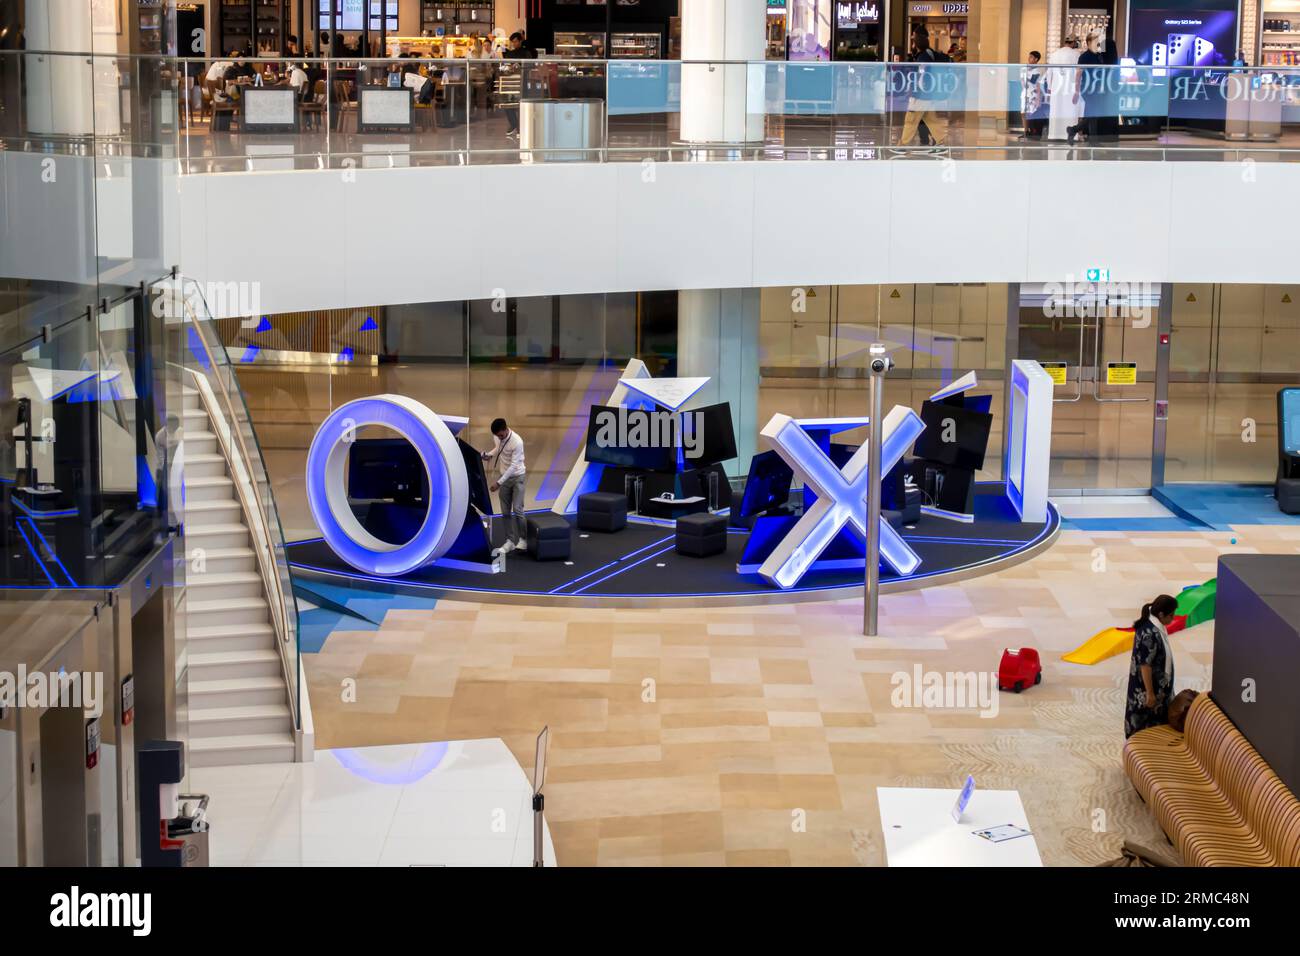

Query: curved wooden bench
[[1123, 694, 1300, 866]]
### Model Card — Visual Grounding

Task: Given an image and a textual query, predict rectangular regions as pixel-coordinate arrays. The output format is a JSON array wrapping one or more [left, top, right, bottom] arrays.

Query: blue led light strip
[[568, 544, 679, 595], [15, 520, 56, 588], [22, 517, 78, 587], [547, 534, 676, 594]]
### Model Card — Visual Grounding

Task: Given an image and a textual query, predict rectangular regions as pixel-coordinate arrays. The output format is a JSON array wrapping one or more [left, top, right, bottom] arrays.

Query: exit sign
[[1085, 268, 1110, 282]]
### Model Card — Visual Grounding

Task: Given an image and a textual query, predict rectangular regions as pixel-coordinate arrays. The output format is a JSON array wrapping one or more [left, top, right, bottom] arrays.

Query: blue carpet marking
[[1061, 516, 1210, 532], [1152, 483, 1300, 531]]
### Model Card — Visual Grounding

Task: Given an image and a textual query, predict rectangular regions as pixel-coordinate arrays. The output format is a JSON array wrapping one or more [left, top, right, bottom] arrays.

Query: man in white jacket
[[482, 417, 526, 555]]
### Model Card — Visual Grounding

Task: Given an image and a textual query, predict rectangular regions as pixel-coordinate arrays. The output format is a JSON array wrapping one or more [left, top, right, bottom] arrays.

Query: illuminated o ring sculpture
[[306, 395, 468, 576]]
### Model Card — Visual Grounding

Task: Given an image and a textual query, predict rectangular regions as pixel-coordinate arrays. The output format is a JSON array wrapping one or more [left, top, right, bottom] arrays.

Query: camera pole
[[864, 343, 889, 636]]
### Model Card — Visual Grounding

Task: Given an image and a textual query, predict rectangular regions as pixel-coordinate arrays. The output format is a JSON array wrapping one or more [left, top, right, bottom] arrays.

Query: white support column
[[680, 0, 767, 144], [24, 0, 97, 137], [677, 288, 760, 476]]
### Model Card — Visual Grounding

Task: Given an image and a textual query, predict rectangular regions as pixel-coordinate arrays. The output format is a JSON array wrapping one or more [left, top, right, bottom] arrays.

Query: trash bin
[[519, 98, 604, 163]]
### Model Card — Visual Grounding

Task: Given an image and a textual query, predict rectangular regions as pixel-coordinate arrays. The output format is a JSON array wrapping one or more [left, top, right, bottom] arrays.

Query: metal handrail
[[178, 282, 299, 728]]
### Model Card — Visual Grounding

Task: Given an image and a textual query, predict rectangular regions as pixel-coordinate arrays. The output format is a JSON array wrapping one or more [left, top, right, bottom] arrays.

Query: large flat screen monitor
[[692, 402, 738, 467], [584, 405, 678, 472], [913, 400, 992, 471], [348, 438, 426, 502], [1282, 388, 1300, 457], [738, 450, 793, 518], [456, 438, 492, 515]]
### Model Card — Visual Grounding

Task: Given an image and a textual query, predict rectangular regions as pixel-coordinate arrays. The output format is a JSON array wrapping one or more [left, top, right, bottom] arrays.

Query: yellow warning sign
[[890, 289, 901, 299], [1040, 362, 1068, 386], [1284, 293, 1292, 304], [1186, 292, 1197, 302], [1106, 362, 1138, 386]]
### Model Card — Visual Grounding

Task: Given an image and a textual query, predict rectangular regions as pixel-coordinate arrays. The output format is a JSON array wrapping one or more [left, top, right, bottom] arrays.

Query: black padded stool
[[527, 513, 572, 561], [1279, 478, 1300, 515], [577, 491, 627, 533], [675, 511, 726, 558]]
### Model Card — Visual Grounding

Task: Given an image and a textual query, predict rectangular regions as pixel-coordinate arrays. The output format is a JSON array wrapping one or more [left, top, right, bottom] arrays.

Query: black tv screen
[[738, 450, 793, 518], [584, 405, 677, 472], [692, 402, 738, 466], [456, 438, 492, 515], [913, 400, 992, 471], [348, 438, 427, 502]]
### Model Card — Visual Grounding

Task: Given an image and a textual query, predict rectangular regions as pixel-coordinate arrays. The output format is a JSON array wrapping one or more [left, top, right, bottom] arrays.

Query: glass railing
[[166, 55, 1300, 170], [8, 50, 1300, 169], [157, 275, 301, 730]]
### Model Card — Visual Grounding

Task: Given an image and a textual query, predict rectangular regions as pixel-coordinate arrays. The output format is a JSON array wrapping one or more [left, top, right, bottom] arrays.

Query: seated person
[[206, 53, 236, 85], [287, 62, 310, 96], [227, 54, 256, 81]]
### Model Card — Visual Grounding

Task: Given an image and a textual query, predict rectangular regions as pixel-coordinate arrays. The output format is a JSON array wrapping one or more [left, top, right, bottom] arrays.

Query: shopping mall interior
[[2, 0, 1300, 884]]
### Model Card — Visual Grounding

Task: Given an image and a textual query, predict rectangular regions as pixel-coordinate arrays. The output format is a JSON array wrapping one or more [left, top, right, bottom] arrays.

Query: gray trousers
[[498, 474, 526, 544]]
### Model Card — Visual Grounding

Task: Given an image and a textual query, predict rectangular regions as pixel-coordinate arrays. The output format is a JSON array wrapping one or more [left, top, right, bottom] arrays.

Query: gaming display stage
[[286, 361, 1059, 605]]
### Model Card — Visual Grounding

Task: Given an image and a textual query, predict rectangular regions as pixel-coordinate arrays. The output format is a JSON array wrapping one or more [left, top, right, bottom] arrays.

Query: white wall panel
[[1024, 161, 1174, 281], [750, 162, 892, 287], [613, 161, 756, 293], [178, 160, 1300, 317], [886, 161, 1035, 283]]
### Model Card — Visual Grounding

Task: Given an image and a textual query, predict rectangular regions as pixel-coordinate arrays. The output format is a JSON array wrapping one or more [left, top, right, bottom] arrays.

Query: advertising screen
[[1128, 0, 1237, 68], [789, 0, 833, 60], [318, 0, 396, 31], [1283, 388, 1300, 455]]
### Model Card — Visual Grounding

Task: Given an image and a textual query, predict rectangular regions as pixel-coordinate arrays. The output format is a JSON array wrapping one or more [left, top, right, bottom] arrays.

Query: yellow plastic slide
[[1062, 626, 1134, 665]]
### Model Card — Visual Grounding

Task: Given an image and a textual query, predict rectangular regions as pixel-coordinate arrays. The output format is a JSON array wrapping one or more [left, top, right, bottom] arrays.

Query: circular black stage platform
[[287, 483, 1061, 607]]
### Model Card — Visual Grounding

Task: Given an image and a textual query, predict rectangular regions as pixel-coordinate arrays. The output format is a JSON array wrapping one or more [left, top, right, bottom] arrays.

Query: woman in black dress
[[1124, 594, 1179, 738]]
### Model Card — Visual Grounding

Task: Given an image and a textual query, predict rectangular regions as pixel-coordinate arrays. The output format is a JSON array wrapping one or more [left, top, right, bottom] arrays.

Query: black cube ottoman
[[1279, 478, 1300, 515], [527, 512, 572, 561], [577, 491, 627, 533], [675, 511, 726, 558]]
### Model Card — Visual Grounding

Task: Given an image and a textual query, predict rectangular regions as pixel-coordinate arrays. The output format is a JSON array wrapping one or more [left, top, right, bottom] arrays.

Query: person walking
[[501, 31, 535, 141], [1047, 36, 1081, 142], [483, 417, 527, 555], [898, 31, 947, 149]]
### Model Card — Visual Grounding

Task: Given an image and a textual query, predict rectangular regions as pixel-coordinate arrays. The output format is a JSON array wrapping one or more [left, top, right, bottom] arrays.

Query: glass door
[[1014, 283, 1160, 495], [1165, 283, 1300, 483]]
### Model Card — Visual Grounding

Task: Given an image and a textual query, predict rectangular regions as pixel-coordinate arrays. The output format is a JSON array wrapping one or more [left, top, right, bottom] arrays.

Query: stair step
[[189, 675, 286, 709], [185, 430, 220, 454], [190, 648, 282, 681], [189, 548, 254, 572], [188, 621, 276, 653], [187, 570, 264, 599], [185, 499, 242, 527], [188, 732, 296, 767], [185, 452, 229, 479], [188, 704, 292, 739], [188, 597, 268, 627], [188, 546, 256, 574], [186, 474, 236, 502], [185, 523, 252, 550]]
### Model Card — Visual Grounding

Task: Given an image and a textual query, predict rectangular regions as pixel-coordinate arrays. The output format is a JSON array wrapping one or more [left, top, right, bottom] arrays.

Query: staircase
[[181, 384, 297, 767]]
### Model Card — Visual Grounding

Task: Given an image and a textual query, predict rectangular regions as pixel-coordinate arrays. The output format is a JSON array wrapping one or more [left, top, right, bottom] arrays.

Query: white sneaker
[[514, 540, 527, 553], [499, 540, 516, 555]]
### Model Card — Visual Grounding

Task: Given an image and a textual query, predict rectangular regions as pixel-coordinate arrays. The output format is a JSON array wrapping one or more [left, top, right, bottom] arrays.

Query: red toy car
[[998, 647, 1042, 693]]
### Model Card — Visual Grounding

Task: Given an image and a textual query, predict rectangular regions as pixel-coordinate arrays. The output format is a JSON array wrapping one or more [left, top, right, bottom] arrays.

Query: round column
[[680, 0, 767, 144], [24, 0, 97, 136]]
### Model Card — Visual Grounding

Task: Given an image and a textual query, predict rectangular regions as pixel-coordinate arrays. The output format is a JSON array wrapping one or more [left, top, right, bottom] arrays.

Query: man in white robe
[[1047, 38, 1082, 142]]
